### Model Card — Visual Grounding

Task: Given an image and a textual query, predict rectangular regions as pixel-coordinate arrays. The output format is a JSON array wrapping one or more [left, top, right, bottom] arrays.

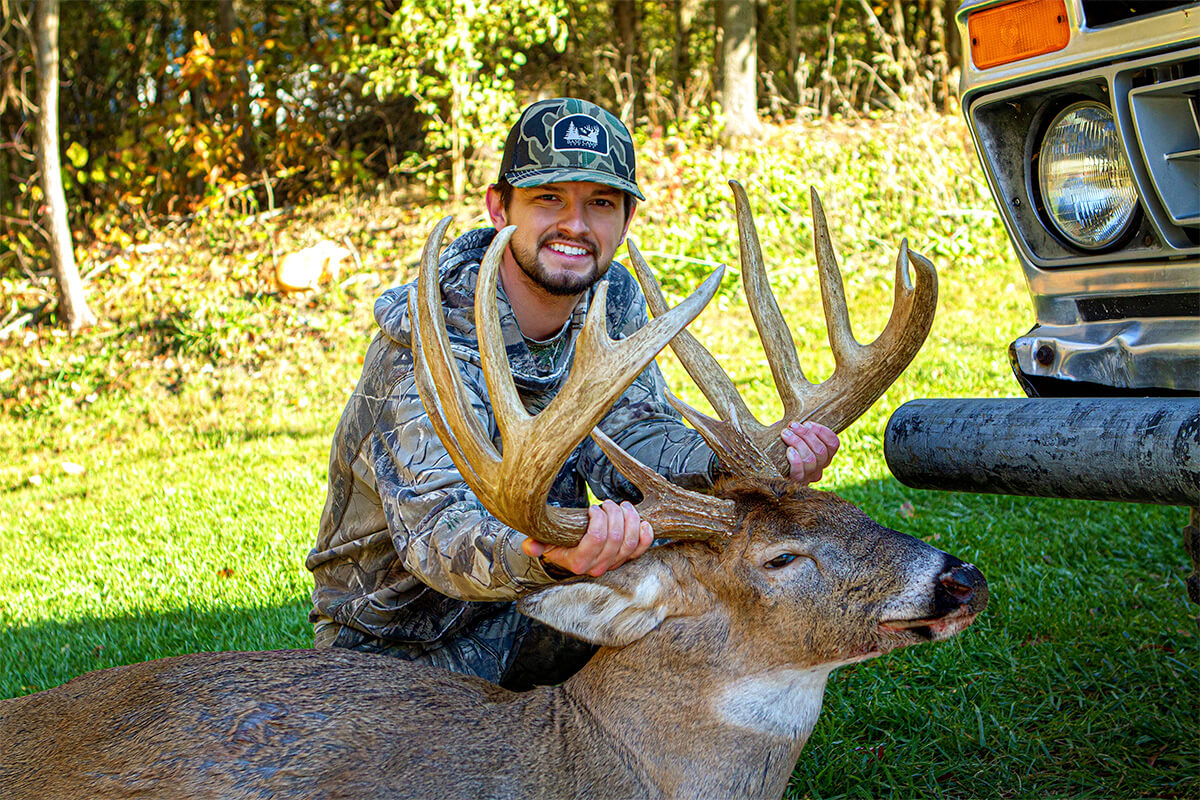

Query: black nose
[[934, 561, 988, 614]]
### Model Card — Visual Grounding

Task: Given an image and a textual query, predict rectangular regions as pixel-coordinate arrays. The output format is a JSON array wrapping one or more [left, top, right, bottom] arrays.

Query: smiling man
[[306, 98, 839, 688]]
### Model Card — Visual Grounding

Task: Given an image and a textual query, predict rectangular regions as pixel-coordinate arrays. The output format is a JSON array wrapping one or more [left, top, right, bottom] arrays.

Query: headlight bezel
[[1031, 98, 1141, 253]]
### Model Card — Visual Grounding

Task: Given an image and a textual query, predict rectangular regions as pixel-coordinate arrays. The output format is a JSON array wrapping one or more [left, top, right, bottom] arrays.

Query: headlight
[[1037, 101, 1139, 250]]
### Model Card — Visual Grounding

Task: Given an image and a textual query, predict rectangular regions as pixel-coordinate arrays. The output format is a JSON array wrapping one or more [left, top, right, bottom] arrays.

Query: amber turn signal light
[[968, 0, 1070, 70]]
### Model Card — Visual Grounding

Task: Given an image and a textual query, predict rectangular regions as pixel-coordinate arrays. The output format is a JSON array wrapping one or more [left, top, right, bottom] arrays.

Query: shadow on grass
[[0, 597, 313, 699]]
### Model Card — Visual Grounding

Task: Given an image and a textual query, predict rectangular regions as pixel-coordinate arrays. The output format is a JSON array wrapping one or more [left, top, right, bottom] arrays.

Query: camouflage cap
[[497, 98, 645, 201]]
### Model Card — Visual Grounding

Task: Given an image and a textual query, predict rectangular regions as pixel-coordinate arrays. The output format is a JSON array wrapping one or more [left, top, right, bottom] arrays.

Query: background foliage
[[1, 0, 960, 288]]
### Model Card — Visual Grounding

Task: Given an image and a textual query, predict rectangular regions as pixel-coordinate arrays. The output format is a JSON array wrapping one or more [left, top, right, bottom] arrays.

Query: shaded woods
[[1, 0, 960, 321]]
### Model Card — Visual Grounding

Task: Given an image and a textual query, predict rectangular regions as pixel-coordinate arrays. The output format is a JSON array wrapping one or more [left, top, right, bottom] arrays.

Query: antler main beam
[[410, 219, 739, 547], [629, 180, 938, 478]]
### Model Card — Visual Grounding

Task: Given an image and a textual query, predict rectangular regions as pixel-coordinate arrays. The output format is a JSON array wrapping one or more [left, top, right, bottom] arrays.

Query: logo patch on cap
[[552, 114, 609, 156]]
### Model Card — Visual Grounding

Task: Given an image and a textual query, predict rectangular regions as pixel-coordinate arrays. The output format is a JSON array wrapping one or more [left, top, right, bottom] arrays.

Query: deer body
[[0, 649, 645, 800], [0, 485, 986, 800]]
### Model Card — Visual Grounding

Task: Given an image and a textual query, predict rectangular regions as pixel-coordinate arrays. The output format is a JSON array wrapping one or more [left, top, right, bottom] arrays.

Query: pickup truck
[[883, 0, 1199, 598]]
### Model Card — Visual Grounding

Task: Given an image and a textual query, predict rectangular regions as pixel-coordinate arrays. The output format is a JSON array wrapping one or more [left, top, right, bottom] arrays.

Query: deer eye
[[764, 553, 798, 570]]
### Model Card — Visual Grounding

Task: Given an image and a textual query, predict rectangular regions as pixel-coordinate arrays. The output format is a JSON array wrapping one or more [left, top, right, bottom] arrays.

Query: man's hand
[[781, 421, 840, 484], [522, 499, 653, 577]]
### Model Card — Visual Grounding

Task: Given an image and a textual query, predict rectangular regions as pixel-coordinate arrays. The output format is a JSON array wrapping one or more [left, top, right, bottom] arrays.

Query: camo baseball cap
[[497, 98, 645, 201]]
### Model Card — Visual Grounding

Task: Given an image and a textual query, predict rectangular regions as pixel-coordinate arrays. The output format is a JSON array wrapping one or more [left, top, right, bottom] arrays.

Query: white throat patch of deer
[[0, 182, 987, 800]]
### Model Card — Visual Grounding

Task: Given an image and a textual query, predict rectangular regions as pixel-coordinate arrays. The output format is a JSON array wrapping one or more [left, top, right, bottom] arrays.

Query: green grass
[[2, 113, 1196, 799]]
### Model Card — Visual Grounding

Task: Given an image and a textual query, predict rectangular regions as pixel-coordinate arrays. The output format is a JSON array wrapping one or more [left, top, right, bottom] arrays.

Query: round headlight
[[1037, 101, 1139, 250]]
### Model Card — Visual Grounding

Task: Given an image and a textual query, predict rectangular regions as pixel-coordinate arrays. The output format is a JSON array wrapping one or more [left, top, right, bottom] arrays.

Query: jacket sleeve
[[373, 367, 562, 602]]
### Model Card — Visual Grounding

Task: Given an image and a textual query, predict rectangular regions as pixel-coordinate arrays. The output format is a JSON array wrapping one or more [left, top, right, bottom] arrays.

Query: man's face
[[487, 181, 635, 297]]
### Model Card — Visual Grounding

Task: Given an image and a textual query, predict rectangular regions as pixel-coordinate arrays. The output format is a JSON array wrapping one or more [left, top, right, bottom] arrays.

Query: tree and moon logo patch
[[552, 114, 609, 156]]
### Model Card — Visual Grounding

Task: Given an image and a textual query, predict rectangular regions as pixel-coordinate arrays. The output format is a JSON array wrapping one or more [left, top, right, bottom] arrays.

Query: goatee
[[511, 234, 609, 297]]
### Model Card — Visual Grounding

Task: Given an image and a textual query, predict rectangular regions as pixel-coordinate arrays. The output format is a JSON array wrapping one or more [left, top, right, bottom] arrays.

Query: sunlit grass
[[1, 113, 1195, 799]]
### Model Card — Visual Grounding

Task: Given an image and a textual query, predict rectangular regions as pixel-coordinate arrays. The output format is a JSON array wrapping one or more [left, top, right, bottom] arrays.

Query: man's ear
[[485, 184, 507, 229], [517, 557, 679, 647], [621, 198, 638, 242]]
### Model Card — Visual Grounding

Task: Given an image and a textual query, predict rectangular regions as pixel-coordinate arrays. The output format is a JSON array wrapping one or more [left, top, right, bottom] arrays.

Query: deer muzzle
[[878, 556, 989, 643]]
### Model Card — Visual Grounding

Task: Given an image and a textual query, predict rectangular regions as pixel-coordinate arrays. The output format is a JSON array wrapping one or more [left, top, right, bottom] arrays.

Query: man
[[306, 98, 838, 688]]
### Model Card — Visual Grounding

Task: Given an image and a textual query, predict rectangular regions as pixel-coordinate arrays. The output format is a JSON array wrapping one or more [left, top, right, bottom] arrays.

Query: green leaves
[[351, 0, 569, 195], [64, 142, 89, 169]]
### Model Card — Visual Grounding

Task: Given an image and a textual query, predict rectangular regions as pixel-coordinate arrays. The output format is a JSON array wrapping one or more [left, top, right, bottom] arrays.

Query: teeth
[[548, 243, 588, 256]]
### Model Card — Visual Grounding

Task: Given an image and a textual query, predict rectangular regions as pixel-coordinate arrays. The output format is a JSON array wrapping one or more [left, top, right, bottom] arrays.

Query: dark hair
[[493, 177, 635, 222]]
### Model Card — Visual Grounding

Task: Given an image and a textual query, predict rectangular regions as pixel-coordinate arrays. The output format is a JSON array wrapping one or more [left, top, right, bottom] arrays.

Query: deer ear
[[517, 560, 679, 647]]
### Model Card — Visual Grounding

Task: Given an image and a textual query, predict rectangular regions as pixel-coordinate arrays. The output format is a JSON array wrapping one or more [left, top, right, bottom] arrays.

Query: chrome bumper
[[1011, 318, 1200, 392]]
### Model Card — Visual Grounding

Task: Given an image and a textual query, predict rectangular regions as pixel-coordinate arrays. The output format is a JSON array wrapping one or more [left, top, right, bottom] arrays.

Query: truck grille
[[1123, 54, 1200, 245], [1128, 68, 1200, 232]]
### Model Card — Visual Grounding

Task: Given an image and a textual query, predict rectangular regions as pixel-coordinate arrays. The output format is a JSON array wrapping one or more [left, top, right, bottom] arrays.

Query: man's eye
[[764, 553, 798, 570]]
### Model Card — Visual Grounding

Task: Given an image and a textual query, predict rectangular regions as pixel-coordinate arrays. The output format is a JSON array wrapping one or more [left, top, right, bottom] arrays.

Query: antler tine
[[411, 217, 499, 488], [590, 427, 739, 544], [626, 239, 755, 430], [412, 219, 727, 547], [808, 187, 855, 368], [730, 181, 809, 422], [805, 186, 938, 433], [626, 238, 779, 476]]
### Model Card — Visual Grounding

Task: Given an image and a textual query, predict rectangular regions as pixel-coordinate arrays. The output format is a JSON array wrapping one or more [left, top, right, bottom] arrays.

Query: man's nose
[[555, 202, 589, 238]]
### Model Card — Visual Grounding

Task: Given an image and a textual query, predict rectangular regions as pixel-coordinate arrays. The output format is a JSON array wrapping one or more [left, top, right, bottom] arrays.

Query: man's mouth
[[543, 240, 593, 258]]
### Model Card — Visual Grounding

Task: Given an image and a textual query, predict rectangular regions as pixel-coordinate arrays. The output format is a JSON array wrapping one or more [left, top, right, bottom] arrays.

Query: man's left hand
[[781, 421, 839, 485]]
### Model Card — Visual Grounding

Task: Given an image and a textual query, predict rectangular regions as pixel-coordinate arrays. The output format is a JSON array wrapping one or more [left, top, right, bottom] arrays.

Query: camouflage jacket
[[306, 227, 716, 645]]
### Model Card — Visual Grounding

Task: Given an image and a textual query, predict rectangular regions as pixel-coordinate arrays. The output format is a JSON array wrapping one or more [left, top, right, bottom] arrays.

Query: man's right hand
[[522, 499, 653, 577]]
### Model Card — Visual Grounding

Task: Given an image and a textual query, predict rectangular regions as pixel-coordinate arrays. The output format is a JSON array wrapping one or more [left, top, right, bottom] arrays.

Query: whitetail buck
[[0, 182, 986, 800]]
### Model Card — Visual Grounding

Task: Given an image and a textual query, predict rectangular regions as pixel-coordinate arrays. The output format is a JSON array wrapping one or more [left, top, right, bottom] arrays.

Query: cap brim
[[505, 167, 646, 202]]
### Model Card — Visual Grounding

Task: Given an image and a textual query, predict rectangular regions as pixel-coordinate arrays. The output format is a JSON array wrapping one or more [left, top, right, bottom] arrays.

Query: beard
[[510, 232, 610, 297]]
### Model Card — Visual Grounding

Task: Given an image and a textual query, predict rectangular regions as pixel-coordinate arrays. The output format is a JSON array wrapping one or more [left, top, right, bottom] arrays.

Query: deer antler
[[410, 219, 739, 547], [628, 180, 938, 478]]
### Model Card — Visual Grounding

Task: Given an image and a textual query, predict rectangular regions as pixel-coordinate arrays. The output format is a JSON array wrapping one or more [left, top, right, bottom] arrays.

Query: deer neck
[[561, 632, 833, 800]]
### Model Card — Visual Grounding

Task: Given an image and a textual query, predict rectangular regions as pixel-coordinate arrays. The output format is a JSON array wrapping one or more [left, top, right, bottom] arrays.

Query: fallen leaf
[[899, 501, 916, 519]]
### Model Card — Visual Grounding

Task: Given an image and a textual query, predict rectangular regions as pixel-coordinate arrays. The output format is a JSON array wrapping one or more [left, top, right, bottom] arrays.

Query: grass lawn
[[1, 113, 1196, 799]]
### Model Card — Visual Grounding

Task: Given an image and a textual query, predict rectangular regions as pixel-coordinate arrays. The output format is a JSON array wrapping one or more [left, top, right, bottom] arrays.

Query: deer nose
[[934, 562, 987, 614]]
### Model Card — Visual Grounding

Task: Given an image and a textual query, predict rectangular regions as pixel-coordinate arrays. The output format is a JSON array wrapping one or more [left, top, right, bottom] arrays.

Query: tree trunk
[[33, 0, 95, 331], [613, 0, 641, 119], [944, 0, 961, 77], [720, 0, 758, 138], [671, 0, 704, 116], [713, 0, 724, 99], [216, 0, 257, 176], [929, 0, 952, 110], [786, 0, 797, 105], [449, 0, 471, 203]]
